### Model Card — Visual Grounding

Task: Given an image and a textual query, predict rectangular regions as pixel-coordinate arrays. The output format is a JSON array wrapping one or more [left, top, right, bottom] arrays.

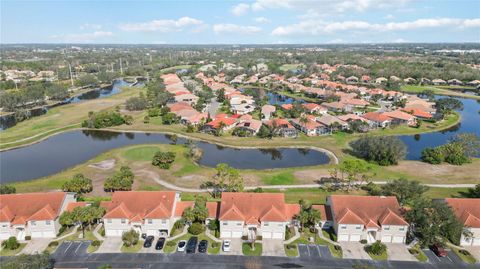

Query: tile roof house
[[302, 103, 328, 115], [291, 117, 328, 136], [383, 110, 417, 126], [235, 118, 262, 135], [218, 192, 299, 239], [265, 119, 298, 138], [401, 108, 433, 119], [444, 198, 480, 246], [327, 195, 408, 244], [202, 116, 238, 134], [101, 191, 180, 237], [361, 112, 392, 128], [261, 105, 276, 121], [0, 192, 75, 240]]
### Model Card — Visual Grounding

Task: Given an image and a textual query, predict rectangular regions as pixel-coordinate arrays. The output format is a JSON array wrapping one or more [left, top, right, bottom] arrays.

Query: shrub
[[125, 96, 148, 111], [334, 245, 342, 251], [0, 184, 16, 194], [143, 116, 150, 124], [148, 108, 160, 117], [350, 136, 407, 166], [152, 151, 176, 169], [2, 237, 20, 250], [409, 248, 419, 255], [211, 242, 219, 248], [286, 244, 297, 250], [81, 111, 127, 129], [91, 240, 101, 247], [367, 241, 387, 255], [208, 220, 219, 231], [166, 241, 176, 247], [48, 241, 59, 247], [421, 147, 444, 164], [360, 239, 367, 244], [188, 222, 205, 235], [122, 230, 139, 247], [24, 236, 31, 241]]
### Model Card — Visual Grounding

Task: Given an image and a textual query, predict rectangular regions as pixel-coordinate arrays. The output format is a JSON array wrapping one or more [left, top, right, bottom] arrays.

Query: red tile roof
[[401, 108, 432, 119], [312, 205, 333, 221], [281, 104, 293, 110], [219, 193, 293, 223], [0, 192, 67, 224], [174, 201, 194, 217], [206, 118, 238, 129], [383, 110, 415, 121], [330, 195, 408, 227], [102, 191, 176, 221], [66, 202, 88, 212], [445, 198, 480, 228], [362, 112, 392, 123]]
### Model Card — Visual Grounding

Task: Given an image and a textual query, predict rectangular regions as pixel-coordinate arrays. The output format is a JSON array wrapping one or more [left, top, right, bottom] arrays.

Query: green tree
[[62, 173, 93, 194], [104, 166, 134, 192], [449, 133, 480, 158], [2, 252, 51, 269], [75, 74, 99, 87], [435, 98, 463, 117], [380, 178, 429, 206], [421, 147, 444, 164], [162, 112, 179, 125], [210, 163, 244, 197], [367, 241, 387, 255], [462, 184, 480, 198], [125, 95, 148, 111], [216, 88, 225, 102], [2, 237, 20, 250], [350, 136, 407, 166], [122, 230, 139, 247], [151, 151, 176, 169], [0, 184, 16, 194], [337, 159, 374, 191]]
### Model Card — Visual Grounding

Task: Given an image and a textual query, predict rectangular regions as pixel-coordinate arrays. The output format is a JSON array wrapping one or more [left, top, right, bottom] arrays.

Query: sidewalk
[[284, 227, 300, 245]]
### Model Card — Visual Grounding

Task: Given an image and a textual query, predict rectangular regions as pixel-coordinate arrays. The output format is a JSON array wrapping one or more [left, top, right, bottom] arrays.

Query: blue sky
[[1, 0, 479, 44]]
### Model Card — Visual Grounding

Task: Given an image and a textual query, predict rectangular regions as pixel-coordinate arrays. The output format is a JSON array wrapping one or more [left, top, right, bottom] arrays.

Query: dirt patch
[[387, 160, 480, 183], [293, 169, 332, 184], [88, 159, 116, 170]]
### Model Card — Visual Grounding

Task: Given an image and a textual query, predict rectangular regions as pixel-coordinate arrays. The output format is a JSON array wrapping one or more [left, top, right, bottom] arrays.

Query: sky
[[1, 0, 480, 44]]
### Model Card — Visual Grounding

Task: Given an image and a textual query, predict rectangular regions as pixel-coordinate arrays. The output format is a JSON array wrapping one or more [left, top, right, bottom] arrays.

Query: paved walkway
[[166, 226, 188, 241], [93, 223, 105, 241], [284, 227, 300, 245], [205, 229, 222, 243]]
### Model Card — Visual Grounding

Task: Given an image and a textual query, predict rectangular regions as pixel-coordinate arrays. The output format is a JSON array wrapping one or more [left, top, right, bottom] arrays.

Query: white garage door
[[0, 233, 11, 240], [349, 234, 361, 242], [232, 231, 243, 238], [42, 231, 56, 238], [105, 229, 125, 237], [31, 231, 43, 238], [262, 232, 272, 239], [473, 238, 480, 246], [221, 231, 232, 238], [392, 236, 405, 243], [272, 232, 284, 239], [147, 229, 157, 236], [338, 234, 349, 241], [381, 235, 392, 243]]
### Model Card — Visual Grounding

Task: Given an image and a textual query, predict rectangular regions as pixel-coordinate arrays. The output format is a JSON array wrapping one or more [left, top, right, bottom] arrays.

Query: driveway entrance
[[262, 239, 285, 256]]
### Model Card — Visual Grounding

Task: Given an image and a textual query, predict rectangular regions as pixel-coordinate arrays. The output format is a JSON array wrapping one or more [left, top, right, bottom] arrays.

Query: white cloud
[[254, 17, 270, 23], [119, 17, 204, 32], [213, 24, 262, 35], [393, 38, 408, 43], [327, 38, 344, 44], [80, 23, 102, 30], [384, 14, 395, 20], [272, 18, 480, 36], [231, 3, 250, 16], [50, 31, 113, 42], [250, 0, 411, 13]]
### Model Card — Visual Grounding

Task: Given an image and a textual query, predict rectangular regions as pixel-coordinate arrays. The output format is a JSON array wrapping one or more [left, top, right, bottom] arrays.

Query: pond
[[0, 130, 331, 183], [398, 97, 480, 160]]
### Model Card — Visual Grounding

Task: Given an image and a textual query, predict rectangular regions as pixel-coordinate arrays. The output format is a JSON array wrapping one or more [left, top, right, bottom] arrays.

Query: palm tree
[[217, 121, 227, 136], [297, 210, 310, 231]]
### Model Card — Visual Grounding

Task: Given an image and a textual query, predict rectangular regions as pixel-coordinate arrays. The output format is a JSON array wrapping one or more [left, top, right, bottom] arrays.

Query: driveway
[[220, 239, 242, 255], [262, 239, 285, 257], [423, 249, 463, 265], [20, 238, 51, 254], [339, 242, 371, 260], [298, 244, 332, 260], [96, 237, 122, 253], [464, 246, 480, 263], [385, 243, 416, 261]]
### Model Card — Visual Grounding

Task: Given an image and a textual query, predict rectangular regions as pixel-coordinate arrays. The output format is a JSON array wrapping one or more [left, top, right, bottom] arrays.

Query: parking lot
[[53, 241, 90, 259], [423, 249, 463, 265], [298, 244, 332, 259]]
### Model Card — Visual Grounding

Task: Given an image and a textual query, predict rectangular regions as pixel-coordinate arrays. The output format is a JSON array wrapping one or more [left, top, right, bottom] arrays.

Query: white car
[[222, 240, 231, 252], [177, 240, 187, 252]]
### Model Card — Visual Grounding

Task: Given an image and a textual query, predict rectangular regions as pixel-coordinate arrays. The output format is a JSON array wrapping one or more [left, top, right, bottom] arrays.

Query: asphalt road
[[51, 241, 480, 269]]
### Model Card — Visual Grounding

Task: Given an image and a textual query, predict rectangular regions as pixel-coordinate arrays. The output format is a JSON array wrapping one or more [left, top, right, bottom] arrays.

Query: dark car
[[430, 243, 447, 257], [143, 236, 154, 248], [186, 237, 198, 254], [198, 239, 208, 253], [155, 237, 166, 250]]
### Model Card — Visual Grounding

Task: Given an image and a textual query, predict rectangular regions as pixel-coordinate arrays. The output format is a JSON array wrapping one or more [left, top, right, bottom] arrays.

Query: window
[[223, 222, 227, 226], [264, 222, 269, 227], [399, 227, 405, 231], [107, 219, 112, 224], [161, 219, 166, 224], [31, 221, 36, 226], [46, 220, 51, 225], [236, 223, 242, 226], [121, 219, 126, 224], [356, 225, 361, 230], [340, 225, 347, 230], [383, 226, 390, 231], [278, 223, 283, 227], [2, 224, 7, 228], [148, 219, 153, 224]]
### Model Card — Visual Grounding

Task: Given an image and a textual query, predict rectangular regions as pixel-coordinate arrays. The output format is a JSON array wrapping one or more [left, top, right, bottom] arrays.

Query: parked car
[[198, 239, 208, 253], [155, 237, 166, 250], [143, 236, 154, 248], [223, 240, 231, 252], [141, 233, 147, 239], [186, 237, 198, 254], [430, 243, 447, 257], [177, 240, 187, 252]]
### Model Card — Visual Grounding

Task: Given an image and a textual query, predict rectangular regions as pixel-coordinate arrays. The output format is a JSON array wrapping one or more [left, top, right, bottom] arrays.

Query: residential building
[[0, 192, 75, 240], [261, 105, 276, 121], [235, 118, 262, 135], [346, 76, 359, 84], [362, 112, 392, 128], [218, 192, 299, 239], [265, 119, 298, 138], [383, 110, 417, 126], [291, 117, 327, 136], [312, 204, 334, 229], [201, 116, 238, 134], [444, 198, 480, 246], [101, 191, 180, 237], [327, 195, 409, 243]]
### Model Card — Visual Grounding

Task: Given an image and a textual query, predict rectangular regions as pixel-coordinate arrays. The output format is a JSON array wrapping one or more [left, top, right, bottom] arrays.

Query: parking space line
[[316, 246, 322, 257], [446, 255, 453, 263], [306, 245, 310, 257], [74, 242, 83, 253], [63, 242, 73, 254]]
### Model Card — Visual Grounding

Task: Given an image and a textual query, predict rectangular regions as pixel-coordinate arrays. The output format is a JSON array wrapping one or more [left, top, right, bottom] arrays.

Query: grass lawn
[[124, 146, 162, 161], [0, 243, 27, 256], [401, 85, 480, 100], [365, 245, 388, 261], [284, 244, 298, 257], [120, 240, 144, 253], [87, 241, 103, 253], [409, 244, 428, 262], [242, 242, 262, 256], [261, 171, 295, 185], [451, 247, 477, 264], [279, 64, 305, 72]]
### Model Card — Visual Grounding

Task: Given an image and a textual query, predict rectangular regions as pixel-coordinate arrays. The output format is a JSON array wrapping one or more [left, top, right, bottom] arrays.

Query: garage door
[[392, 236, 404, 243], [221, 231, 232, 238], [147, 230, 157, 236], [0, 233, 11, 240], [105, 229, 125, 237], [31, 231, 43, 238], [349, 234, 361, 242], [232, 231, 243, 238], [272, 232, 284, 239], [381, 235, 392, 243], [338, 234, 349, 241], [262, 232, 272, 239], [473, 238, 480, 246]]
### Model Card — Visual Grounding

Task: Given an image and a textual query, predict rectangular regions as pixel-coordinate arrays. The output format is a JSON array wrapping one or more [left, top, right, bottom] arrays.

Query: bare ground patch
[[293, 169, 332, 184]]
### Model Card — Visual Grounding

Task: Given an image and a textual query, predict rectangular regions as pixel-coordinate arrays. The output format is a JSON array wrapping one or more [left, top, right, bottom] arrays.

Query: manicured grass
[[365, 245, 388, 261], [409, 244, 428, 262], [121, 240, 144, 253], [284, 244, 298, 257], [424, 187, 470, 199], [451, 247, 477, 264], [124, 146, 161, 161], [242, 242, 262, 256], [290, 229, 342, 258], [261, 171, 295, 185], [87, 241, 102, 253], [279, 64, 305, 72], [262, 188, 367, 205], [0, 243, 27, 256]]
